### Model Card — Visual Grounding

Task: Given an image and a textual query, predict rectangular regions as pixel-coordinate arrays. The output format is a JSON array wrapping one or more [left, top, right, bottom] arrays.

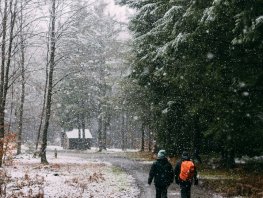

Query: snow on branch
[[200, 6, 215, 23], [255, 15, 263, 27], [154, 6, 183, 27], [171, 32, 189, 51], [138, 3, 157, 19]]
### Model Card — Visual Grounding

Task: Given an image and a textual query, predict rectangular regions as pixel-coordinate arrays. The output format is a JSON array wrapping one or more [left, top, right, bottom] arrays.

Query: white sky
[[105, 0, 134, 23], [104, 0, 134, 40]]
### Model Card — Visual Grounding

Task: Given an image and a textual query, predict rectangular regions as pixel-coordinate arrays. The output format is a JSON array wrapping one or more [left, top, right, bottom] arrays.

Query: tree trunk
[[102, 115, 107, 150], [0, 0, 8, 167], [3, 0, 17, 108], [81, 101, 85, 139], [17, 0, 25, 155], [82, 124, 85, 142], [98, 114, 103, 151], [121, 112, 125, 151], [148, 125, 152, 152], [35, 31, 49, 151], [221, 146, 235, 169], [7, 85, 14, 134], [40, 0, 56, 164], [192, 117, 202, 163], [226, 150, 235, 169], [77, 114, 81, 139], [140, 122, 145, 151], [125, 115, 128, 149], [0, 0, 18, 165], [98, 103, 107, 151]]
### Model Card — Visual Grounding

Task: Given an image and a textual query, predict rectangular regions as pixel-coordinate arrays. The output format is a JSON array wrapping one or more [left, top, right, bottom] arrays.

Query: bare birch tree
[[0, 0, 18, 167], [40, 0, 56, 164], [17, 0, 26, 155], [0, 0, 8, 167]]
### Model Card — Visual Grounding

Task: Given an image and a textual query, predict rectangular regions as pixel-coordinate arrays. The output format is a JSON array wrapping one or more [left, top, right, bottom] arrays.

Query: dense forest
[[0, 0, 262, 168], [116, 0, 263, 167]]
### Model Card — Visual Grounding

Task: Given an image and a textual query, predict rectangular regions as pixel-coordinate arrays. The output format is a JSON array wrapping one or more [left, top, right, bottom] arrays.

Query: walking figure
[[148, 150, 174, 198], [174, 151, 198, 198]]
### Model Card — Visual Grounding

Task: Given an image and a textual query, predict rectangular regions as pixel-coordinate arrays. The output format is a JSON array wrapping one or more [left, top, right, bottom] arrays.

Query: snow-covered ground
[[0, 147, 140, 198], [44, 145, 139, 153]]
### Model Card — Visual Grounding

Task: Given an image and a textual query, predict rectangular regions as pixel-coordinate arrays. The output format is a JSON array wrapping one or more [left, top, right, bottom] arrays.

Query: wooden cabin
[[62, 129, 92, 150]]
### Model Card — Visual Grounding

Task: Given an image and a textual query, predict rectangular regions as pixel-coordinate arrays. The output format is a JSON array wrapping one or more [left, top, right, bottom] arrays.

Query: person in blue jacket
[[148, 150, 174, 198]]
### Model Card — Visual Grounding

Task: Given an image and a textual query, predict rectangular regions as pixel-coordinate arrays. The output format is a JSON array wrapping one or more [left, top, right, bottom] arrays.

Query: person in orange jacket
[[174, 151, 198, 198]]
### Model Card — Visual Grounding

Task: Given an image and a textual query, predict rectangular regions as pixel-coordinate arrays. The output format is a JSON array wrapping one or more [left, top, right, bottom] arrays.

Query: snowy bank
[[0, 153, 140, 198]]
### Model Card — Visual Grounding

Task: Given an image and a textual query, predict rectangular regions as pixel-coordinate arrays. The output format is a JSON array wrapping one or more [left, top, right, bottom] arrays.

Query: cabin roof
[[65, 129, 92, 139]]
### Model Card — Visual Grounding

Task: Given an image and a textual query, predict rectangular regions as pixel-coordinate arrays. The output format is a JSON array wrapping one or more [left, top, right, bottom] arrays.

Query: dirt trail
[[102, 156, 214, 198], [56, 150, 218, 198]]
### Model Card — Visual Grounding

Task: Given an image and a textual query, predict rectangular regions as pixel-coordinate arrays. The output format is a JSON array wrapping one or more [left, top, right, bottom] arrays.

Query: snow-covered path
[[57, 150, 216, 198]]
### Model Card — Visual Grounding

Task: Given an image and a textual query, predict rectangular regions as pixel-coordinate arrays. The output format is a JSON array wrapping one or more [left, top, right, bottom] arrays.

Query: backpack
[[179, 160, 195, 181]]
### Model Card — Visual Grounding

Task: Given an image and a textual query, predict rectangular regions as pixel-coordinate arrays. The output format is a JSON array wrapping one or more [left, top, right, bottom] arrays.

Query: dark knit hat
[[181, 151, 190, 160]]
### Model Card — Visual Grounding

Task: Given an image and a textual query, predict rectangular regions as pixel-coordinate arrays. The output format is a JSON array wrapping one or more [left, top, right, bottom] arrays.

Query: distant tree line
[[117, 0, 263, 167], [0, 0, 64, 165], [55, 1, 130, 152], [0, 0, 130, 166]]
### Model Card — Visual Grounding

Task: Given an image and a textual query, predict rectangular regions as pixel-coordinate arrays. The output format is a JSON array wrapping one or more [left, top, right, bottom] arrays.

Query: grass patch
[[111, 166, 123, 175], [200, 170, 263, 197], [124, 151, 263, 197], [198, 159, 263, 198], [109, 166, 129, 192]]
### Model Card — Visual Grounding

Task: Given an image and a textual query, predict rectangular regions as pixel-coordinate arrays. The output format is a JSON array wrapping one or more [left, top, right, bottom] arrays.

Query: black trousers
[[155, 185, 168, 198], [180, 181, 192, 198]]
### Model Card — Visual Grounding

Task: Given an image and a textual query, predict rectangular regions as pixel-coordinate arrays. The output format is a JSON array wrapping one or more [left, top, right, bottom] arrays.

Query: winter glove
[[148, 179, 151, 185], [194, 178, 198, 185]]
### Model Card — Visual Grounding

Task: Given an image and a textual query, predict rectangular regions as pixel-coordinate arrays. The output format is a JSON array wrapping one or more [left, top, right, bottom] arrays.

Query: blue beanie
[[157, 150, 166, 159]]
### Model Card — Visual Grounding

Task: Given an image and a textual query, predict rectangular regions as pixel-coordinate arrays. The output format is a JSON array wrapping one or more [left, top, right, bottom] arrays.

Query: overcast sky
[[105, 0, 134, 23], [104, 0, 134, 39]]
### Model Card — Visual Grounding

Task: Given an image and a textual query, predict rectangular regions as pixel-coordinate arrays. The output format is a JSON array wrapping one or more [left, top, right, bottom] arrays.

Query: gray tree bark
[[17, 0, 25, 155], [140, 122, 145, 152], [40, 0, 56, 164], [0, 0, 18, 166], [0, 0, 8, 168], [35, 29, 50, 151]]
